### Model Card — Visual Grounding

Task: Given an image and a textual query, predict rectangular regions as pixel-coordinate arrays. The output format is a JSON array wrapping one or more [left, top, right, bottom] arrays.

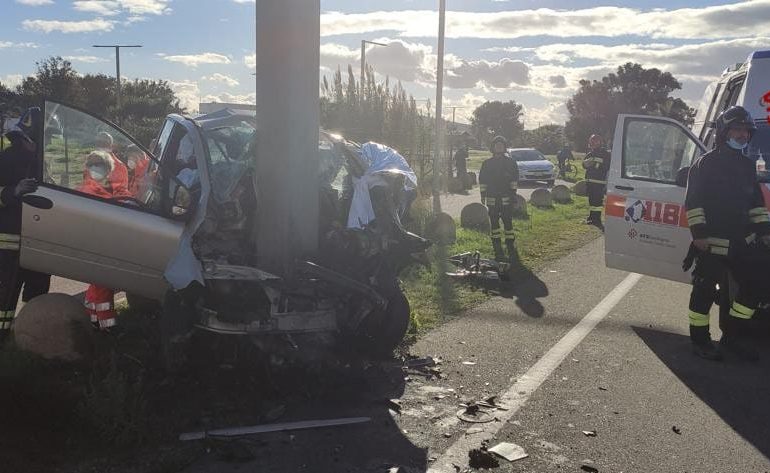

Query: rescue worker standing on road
[[479, 136, 519, 263], [582, 134, 610, 228], [0, 108, 48, 343], [684, 106, 770, 361]]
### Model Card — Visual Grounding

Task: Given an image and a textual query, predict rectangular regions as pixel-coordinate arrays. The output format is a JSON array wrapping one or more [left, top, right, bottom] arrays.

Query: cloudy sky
[[1, 0, 769, 127]]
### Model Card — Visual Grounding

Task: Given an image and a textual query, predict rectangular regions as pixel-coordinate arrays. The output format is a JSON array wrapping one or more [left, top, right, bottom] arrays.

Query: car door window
[[42, 101, 162, 213], [622, 118, 703, 184]]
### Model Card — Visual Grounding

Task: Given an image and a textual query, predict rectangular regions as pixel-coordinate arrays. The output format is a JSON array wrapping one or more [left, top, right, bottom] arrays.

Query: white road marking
[[428, 272, 643, 472]]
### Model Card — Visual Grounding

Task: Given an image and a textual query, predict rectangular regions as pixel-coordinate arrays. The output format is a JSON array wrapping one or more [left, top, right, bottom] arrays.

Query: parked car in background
[[507, 147, 555, 186]]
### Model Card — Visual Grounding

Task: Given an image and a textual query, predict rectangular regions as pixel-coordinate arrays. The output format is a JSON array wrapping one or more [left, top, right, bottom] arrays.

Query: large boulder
[[14, 293, 94, 361], [551, 184, 572, 203], [530, 188, 553, 208], [460, 202, 490, 232], [512, 194, 528, 218], [427, 212, 457, 244], [572, 180, 588, 196]]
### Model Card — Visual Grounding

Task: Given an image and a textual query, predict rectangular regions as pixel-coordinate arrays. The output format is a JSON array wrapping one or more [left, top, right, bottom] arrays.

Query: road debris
[[582, 430, 597, 437], [581, 465, 599, 473], [406, 356, 440, 368], [386, 399, 403, 414], [672, 426, 682, 435], [468, 446, 500, 469], [488, 442, 528, 462], [598, 386, 608, 391], [457, 403, 494, 423], [443, 432, 453, 438], [461, 361, 477, 366], [179, 417, 371, 441]]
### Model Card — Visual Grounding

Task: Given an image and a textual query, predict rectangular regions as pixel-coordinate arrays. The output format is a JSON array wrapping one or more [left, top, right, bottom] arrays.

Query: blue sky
[[1, 0, 768, 126]]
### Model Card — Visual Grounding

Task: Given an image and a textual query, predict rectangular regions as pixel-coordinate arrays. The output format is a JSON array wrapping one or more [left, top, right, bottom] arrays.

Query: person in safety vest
[[95, 131, 130, 197], [79, 150, 129, 331], [683, 105, 770, 362], [0, 108, 52, 342], [479, 136, 520, 263], [126, 144, 150, 197], [582, 134, 610, 228]]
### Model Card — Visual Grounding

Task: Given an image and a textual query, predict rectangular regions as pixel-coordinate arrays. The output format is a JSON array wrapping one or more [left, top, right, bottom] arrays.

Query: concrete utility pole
[[92, 44, 142, 122], [360, 40, 387, 100], [432, 0, 446, 213], [255, 0, 320, 276]]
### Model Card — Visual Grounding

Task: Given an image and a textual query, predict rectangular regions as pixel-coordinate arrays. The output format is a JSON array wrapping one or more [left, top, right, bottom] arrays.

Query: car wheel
[[125, 292, 162, 314], [351, 285, 411, 359]]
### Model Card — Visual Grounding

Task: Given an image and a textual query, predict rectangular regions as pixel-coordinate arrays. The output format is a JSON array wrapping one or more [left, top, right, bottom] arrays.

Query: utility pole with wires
[[431, 0, 446, 214], [92, 44, 142, 123]]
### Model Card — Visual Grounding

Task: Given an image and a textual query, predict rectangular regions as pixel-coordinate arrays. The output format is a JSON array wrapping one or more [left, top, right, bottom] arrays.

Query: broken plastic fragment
[[488, 442, 528, 462]]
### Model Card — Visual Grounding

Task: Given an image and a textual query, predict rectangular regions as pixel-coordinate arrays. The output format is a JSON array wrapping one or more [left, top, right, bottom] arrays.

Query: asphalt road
[[175, 238, 770, 473]]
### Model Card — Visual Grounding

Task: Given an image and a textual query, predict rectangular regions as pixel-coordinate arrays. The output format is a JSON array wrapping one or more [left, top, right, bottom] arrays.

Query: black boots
[[690, 326, 722, 361], [720, 316, 758, 362], [492, 239, 505, 262]]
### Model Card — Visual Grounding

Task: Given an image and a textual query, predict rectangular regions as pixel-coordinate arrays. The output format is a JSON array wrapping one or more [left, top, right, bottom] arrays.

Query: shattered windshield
[[203, 122, 257, 202]]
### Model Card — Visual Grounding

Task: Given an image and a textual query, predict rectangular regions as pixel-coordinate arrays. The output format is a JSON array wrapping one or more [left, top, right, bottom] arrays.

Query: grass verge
[[402, 194, 601, 335]]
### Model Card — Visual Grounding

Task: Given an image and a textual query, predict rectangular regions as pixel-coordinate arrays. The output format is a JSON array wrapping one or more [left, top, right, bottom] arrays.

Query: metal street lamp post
[[360, 40, 387, 100], [92, 44, 142, 122]]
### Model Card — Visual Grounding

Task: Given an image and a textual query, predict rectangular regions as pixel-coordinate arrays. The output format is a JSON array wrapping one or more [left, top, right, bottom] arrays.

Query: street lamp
[[432, 0, 446, 213], [92, 44, 142, 122], [360, 40, 387, 99]]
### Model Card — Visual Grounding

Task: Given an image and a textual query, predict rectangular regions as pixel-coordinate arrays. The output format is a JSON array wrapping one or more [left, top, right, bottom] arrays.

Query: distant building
[[199, 102, 256, 115]]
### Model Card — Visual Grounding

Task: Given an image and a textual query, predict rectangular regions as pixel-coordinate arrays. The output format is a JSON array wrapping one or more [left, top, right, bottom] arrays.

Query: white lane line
[[428, 272, 643, 472]]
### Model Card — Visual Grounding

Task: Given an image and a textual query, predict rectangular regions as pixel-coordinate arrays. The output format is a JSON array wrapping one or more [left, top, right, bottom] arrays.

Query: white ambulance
[[605, 50, 770, 283]]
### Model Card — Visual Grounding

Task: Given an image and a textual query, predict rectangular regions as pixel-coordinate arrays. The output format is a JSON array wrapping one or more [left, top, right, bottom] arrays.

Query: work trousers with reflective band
[[0, 249, 22, 334], [687, 253, 759, 339], [85, 284, 117, 330], [586, 181, 606, 220], [486, 196, 515, 243]]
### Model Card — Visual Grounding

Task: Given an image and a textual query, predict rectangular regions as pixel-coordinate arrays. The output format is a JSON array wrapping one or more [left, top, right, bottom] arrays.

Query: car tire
[[351, 284, 411, 359], [125, 292, 162, 314]]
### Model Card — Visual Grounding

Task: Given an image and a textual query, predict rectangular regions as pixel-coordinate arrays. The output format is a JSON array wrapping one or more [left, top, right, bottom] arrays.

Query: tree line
[[0, 56, 183, 146]]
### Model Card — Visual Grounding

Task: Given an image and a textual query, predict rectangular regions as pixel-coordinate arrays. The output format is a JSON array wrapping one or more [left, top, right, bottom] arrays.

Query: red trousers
[[84, 284, 116, 329]]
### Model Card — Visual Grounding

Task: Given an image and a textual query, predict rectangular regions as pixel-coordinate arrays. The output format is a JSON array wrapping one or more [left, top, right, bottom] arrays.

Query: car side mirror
[[675, 167, 689, 188]]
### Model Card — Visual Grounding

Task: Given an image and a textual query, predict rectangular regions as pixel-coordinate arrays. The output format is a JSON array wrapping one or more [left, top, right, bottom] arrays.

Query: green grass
[[402, 194, 600, 335]]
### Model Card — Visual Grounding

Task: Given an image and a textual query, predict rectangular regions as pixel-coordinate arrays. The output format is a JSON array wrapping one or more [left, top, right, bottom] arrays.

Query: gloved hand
[[14, 178, 37, 197], [692, 238, 709, 252]]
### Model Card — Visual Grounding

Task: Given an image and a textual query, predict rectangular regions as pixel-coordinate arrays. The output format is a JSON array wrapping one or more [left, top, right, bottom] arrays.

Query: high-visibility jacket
[[0, 144, 35, 251], [582, 147, 610, 185], [685, 146, 770, 255], [479, 154, 519, 200]]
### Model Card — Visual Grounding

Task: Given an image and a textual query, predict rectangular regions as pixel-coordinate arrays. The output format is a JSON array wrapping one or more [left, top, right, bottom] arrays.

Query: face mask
[[726, 138, 748, 151], [127, 158, 137, 170], [88, 165, 108, 181]]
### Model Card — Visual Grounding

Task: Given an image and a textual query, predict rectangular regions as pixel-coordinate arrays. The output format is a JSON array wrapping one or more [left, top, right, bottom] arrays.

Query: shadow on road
[[633, 326, 770, 460], [462, 259, 550, 319]]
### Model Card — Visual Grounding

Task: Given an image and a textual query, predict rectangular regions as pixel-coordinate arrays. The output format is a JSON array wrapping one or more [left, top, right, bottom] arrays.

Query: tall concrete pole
[[431, 0, 446, 214], [93, 44, 141, 123], [255, 0, 320, 276]]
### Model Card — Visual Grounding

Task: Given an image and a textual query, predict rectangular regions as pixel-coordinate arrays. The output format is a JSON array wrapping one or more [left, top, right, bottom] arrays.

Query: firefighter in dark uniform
[[684, 106, 770, 361], [479, 136, 519, 262], [0, 108, 49, 343], [582, 134, 610, 227]]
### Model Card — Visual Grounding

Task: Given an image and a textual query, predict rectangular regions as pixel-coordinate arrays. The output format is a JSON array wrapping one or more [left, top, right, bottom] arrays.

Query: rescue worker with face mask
[[583, 134, 610, 228], [79, 150, 125, 330], [684, 106, 770, 361], [479, 136, 519, 262], [0, 108, 52, 343]]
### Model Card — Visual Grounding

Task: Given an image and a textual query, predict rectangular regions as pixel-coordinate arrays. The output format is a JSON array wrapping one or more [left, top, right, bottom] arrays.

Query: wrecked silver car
[[21, 101, 429, 366]]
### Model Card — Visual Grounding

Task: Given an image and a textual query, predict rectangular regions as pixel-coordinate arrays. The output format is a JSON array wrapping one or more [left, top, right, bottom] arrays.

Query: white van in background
[[604, 50, 770, 283]]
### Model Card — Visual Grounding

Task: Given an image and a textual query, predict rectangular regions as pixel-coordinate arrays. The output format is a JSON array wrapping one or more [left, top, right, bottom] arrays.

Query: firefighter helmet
[[715, 106, 756, 144]]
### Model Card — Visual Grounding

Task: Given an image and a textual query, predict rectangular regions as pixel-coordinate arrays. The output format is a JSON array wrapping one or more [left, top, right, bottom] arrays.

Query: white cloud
[[0, 41, 39, 48], [201, 92, 256, 105], [73, 1, 120, 16], [22, 18, 114, 33], [244, 53, 256, 69], [203, 73, 239, 87], [160, 52, 231, 67], [63, 55, 110, 63], [15, 0, 53, 5], [320, 2, 770, 40], [168, 80, 199, 113], [118, 0, 170, 15], [0, 74, 24, 88], [446, 58, 530, 89]]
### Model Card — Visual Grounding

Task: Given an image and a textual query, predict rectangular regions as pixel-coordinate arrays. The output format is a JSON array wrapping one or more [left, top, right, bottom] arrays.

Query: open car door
[[605, 115, 706, 283], [20, 100, 185, 299]]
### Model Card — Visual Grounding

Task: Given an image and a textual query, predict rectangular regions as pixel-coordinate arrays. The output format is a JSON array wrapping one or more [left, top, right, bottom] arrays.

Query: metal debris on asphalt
[[386, 399, 403, 414], [468, 447, 500, 469], [582, 430, 597, 437], [488, 442, 528, 462], [581, 465, 599, 473], [672, 425, 682, 435], [406, 356, 439, 368], [457, 403, 494, 424], [461, 361, 476, 366], [178, 417, 371, 441]]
